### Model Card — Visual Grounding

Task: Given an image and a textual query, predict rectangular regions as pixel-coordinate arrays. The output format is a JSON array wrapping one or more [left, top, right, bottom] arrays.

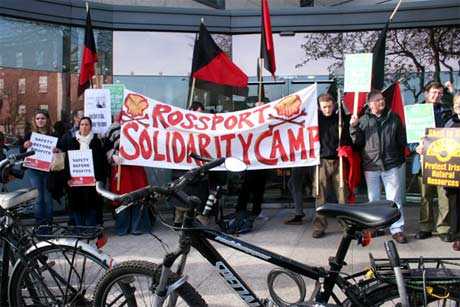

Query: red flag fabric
[[383, 81, 405, 125], [343, 92, 367, 115], [260, 0, 276, 77], [338, 145, 361, 203], [192, 23, 248, 96], [78, 8, 98, 97]]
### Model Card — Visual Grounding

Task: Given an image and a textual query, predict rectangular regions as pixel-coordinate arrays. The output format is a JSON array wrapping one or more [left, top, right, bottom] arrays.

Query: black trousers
[[236, 170, 268, 216]]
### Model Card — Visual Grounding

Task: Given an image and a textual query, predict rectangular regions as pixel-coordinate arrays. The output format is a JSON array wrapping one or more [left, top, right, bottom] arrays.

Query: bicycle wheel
[[93, 260, 207, 307], [9, 243, 109, 306], [346, 282, 460, 306]]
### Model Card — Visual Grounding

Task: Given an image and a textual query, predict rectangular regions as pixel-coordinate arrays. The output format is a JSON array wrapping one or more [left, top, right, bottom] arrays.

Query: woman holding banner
[[22, 109, 56, 227], [63, 117, 106, 227]]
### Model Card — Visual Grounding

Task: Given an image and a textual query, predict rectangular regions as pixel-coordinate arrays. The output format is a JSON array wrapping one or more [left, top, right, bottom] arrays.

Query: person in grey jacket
[[350, 89, 407, 243]]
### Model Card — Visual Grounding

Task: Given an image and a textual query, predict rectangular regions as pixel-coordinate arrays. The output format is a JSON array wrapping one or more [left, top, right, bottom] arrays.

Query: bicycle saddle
[[316, 201, 401, 229], [0, 188, 38, 210]]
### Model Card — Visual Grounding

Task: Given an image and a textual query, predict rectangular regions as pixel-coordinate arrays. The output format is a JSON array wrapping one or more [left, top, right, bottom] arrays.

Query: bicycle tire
[[93, 260, 207, 307], [345, 281, 460, 306], [9, 243, 109, 306]]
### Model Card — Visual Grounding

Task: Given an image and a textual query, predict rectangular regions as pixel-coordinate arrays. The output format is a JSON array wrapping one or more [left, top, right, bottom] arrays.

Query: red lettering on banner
[[198, 134, 211, 159], [238, 112, 254, 129], [211, 114, 225, 130], [288, 127, 307, 161], [270, 130, 289, 162], [253, 105, 270, 124], [167, 111, 184, 126], [196, 115, 211, 130], [186, 133, 198, 164], [119, 122, 140, 160], [254, 130, 276, 165], [180, 113, 197, 130], [214, 136, 222, 158], [237, 133, 253, 165], [224, 115, 238, 130], [151, 104, 172, 128], [307, 126, 320, 158], [171, 131, 186, 163], [165, 131, 171, 162], [152, 130, 165, 161], [139, 129, 152, 159], [220, 134, 235, 156]]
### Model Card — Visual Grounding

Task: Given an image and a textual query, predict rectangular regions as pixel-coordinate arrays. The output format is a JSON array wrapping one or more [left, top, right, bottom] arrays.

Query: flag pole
[[86, 2, 94, 90], [188, 77, 196, 109], [389, 0, 403, 21], [258, 58, 264, 102], [352, 92, 359, 117], [338, 87, 344, 194]]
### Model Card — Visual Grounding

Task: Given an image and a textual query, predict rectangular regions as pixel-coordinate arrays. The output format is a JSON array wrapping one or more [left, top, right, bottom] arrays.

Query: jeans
[[116, 205, 152, 236], [364, 165, 404, 234], [73, 209, 97, 227], [28, 169, 54, 225]]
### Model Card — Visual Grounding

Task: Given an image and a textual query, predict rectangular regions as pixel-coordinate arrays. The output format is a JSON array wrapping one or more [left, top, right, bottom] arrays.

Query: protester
[[309, 93, 352, 238], [284, 166, 314, 225], [63, 117, 106, 226], [445, 93, 460, 250], [412, 81, 452, 242], [59, 109, 84, 149], [350, 89, 407, 244], [105, 113, 153, 235], [21, 109, 56, 227]]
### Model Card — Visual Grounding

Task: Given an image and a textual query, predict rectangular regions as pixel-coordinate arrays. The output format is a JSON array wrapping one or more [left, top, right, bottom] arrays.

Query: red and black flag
[[191, 23, 248, 96], [78, 7, 98, 96], [260, 0, 276, 78], [383, 81, 405, 125], [371, 22, 389, 91]]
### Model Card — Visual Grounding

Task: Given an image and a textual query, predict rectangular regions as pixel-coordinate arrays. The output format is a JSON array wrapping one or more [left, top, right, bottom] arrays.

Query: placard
[[68, 149, 96, 186], [103, 84, 125, 115], [404, 103, 435, 143], [423, 128, 460, 187], [344, 53, 373, 93], [24, 132, 58, 171], [84, 89, 112, 134]]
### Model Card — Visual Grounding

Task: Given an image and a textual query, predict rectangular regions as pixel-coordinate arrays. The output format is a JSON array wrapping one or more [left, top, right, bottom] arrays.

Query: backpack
[[218, 210, 254, 235]]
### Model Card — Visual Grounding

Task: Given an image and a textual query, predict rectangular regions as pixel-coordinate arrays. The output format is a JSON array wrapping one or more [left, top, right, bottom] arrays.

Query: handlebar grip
[[96, 181, 152, 204], [385, 240, 400, 267], [13, 151, 35, 161], [202, 157, 226, 172]]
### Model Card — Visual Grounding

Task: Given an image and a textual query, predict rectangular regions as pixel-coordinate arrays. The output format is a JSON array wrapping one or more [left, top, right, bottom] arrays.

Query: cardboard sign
[[119, 85, 320, 170], [404, 103, 435, 143], [423, 128, 460, 187], [84, 89, 112, 134], [344, 53, 373, 93], [68, 149, 96, 186], [103, 84, 125, 116], [24, 133, 58, 172]]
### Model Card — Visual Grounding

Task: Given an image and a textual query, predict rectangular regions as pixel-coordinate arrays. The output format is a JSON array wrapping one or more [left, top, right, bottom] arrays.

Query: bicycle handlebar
[[96, 154, 227, 209], [0, 150, 35, 171]]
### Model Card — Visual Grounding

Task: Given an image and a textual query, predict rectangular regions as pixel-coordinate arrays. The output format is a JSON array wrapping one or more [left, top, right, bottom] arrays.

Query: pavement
[[100, 205, 459, 306]]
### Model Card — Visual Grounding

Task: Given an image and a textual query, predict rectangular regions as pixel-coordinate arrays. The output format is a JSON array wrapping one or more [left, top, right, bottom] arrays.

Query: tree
[[297, 27, 460, 102]]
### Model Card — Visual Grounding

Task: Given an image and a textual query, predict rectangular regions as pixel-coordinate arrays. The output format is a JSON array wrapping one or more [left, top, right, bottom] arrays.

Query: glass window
[[0, 16, 67, 72]]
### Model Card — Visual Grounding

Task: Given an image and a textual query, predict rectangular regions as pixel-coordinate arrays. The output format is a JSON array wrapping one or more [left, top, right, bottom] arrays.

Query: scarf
[[76, 131, 94, 150]]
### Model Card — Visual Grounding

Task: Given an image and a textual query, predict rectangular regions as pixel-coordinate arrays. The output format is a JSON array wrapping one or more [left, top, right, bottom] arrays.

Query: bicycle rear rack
[[34, 224, 104, 240]]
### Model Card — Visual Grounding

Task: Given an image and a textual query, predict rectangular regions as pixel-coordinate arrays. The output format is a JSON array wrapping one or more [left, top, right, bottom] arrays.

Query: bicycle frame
[[161, 211, 367, 307]]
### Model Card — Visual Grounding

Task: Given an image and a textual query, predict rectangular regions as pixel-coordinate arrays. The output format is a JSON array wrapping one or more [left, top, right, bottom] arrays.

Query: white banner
[[68, 149, 96, 186], [84, 89, 112, 134], [24, 133, 58, 172], [119, 84, 319, 170]]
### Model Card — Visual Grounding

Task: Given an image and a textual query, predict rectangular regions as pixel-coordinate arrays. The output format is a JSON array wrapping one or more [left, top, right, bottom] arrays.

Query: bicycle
[[95, 155, 460, 306], [0, 151, 113, 306]]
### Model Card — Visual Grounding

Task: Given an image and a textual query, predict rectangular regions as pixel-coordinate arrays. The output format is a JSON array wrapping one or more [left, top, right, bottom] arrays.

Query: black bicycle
[[95, 155, 460, 306], [0, 151, 112, 306]]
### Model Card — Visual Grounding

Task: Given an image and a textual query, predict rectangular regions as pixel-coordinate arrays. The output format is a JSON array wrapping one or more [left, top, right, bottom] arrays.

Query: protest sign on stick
[[68, 149, 96, 187], [344, 53, 373, 116], [24, 133, 58, 172], [84, 89, 112, 134], [103, 84, 125, 115], [404, 104, 435, 143]]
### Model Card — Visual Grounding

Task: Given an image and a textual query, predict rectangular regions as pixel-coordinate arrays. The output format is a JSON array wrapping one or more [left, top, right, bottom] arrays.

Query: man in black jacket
[[311, 93, 351, 238], [350, 89, 407, 243]]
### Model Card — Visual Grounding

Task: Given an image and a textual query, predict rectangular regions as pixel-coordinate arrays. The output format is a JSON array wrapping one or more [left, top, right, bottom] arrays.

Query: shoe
[[284, 214, 305, 225], [392, 232, 408, 244], [312, 230, 325, 239], [415, 231, 432, 240], [439, 233, 453, 243], [453, 241, 460, 251]]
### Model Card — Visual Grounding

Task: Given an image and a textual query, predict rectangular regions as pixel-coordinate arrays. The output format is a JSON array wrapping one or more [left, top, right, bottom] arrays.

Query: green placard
[[103, 84, 125, 115], [404, 103, 435, 143], [343, 53, 373, 93]]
